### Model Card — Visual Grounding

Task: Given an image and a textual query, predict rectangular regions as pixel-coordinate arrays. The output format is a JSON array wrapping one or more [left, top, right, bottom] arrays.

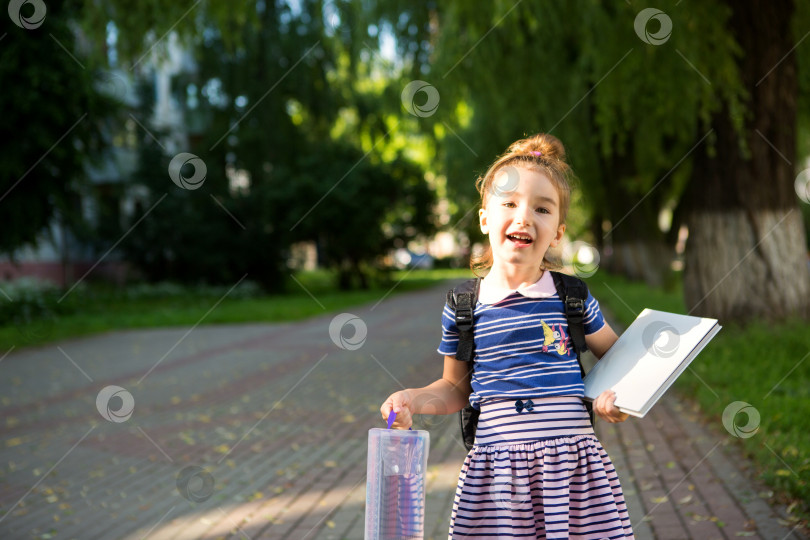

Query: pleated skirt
[[449, 396, 634, 539]]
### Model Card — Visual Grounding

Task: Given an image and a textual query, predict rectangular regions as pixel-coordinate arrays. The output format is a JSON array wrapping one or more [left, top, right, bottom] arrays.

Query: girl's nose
[[515, 205, 532, 225]]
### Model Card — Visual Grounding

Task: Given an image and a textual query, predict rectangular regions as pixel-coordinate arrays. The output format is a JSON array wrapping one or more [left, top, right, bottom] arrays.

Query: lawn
[[0, 268, 470, 352], [588, 272, 810, 523]]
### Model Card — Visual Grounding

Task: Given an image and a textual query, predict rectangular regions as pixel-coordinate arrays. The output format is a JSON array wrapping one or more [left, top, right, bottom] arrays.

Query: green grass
[[589, 273, 810, 523], [1, 268, 471, 351]]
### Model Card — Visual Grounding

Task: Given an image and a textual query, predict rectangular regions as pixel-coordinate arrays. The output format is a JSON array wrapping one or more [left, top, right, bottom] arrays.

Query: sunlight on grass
[[590, 272, 810, 523]]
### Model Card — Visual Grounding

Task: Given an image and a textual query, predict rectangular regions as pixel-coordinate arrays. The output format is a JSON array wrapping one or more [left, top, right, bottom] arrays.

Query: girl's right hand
[[380, 390, 413, 429]]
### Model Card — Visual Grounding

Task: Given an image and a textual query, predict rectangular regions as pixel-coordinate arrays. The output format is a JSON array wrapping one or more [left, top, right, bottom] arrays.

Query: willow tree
[[682, 0, 810, 322], [374, 0, 810, 322]]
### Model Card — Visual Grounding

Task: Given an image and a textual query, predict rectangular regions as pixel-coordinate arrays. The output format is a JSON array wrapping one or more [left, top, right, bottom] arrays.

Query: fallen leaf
[[6, 437, 24, 448]]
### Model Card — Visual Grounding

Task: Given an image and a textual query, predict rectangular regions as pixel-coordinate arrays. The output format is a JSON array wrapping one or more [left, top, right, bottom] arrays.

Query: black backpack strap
[[551, 271, 589, 358], [447, 278, 480, 363], [551, 271, 595, 425], [447, 278, 481, 451]]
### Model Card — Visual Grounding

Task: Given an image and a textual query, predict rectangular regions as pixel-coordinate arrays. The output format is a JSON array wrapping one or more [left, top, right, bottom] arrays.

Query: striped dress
[[438, 272, 634, 539]]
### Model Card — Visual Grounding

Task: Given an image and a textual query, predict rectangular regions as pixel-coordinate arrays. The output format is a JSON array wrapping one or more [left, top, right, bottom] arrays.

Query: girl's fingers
[[380, 391, 412, 427], [393, 408, 413, 429], [380, 397, 394, 418], [594, 390, 625, 423]]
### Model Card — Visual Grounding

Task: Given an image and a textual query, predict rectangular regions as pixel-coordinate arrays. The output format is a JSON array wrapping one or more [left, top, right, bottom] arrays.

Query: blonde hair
[[471, 133, 574, 275]]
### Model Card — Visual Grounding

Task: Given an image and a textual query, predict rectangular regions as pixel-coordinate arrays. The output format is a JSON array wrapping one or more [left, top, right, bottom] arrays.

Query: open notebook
[[583, 309, 721, 417]]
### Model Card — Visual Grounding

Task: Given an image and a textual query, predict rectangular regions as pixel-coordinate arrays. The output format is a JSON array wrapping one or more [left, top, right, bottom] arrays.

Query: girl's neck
[[485, 263, 544, 290]]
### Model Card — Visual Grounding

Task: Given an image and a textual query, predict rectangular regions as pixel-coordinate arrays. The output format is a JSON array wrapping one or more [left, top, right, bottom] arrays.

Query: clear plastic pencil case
[[365, 413, 430, 540]]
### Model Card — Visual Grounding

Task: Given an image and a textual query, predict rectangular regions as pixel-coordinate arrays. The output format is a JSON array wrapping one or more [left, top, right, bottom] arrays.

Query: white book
[[583, 308, 721, 417]]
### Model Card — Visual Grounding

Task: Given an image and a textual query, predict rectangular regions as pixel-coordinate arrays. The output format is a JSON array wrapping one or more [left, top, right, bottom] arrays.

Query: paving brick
[[1, 284, 806, 540]]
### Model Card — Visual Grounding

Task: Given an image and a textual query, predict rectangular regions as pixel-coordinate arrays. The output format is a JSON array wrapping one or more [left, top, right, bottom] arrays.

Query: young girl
[[380, 133, 635, 539]]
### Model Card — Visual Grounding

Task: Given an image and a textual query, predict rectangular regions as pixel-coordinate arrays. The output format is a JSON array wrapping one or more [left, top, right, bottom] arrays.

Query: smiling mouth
[[506, 233, 533, 246]]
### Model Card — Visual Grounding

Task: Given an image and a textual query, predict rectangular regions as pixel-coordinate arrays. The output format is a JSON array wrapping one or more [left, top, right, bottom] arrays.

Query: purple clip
[[531, 151, 542, 157], [386, 410, 412, 430]]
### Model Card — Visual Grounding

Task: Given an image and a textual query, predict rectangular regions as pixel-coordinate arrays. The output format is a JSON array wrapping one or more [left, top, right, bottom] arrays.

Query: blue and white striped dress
[[438, 271, 634, 539]]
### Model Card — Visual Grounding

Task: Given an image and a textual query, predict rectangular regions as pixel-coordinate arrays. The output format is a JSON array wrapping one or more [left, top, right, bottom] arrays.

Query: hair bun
[[507, 133, 566, 163]]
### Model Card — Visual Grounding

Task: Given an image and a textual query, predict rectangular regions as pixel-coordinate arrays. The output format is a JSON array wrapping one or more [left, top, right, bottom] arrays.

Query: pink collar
[[478, 270, 557, 305]]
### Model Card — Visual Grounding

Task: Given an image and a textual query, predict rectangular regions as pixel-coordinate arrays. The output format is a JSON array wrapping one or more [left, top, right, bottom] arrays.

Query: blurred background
[[2, 0, 810, 315], [2, 0, 810, 537]]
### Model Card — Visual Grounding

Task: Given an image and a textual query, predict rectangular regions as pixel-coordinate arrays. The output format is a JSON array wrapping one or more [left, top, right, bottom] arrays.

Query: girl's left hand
[[593, 390, 629, 423]]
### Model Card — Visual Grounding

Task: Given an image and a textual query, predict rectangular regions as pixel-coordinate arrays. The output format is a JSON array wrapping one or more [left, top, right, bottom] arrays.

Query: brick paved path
[[0, 282, 805, 539]]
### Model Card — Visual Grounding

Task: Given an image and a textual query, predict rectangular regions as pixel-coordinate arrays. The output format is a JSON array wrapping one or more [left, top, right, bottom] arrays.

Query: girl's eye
[[536, 207, 550, 214], [502, 201, 516, 208]]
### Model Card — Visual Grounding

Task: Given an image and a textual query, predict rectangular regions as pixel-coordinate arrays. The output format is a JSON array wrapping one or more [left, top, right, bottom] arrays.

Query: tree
[[372, 0, 810, 322], [292, 143, 435, 288], [105, 0, 436, 289], [1, 1, 112, 256], [682, 0, 810, 322]]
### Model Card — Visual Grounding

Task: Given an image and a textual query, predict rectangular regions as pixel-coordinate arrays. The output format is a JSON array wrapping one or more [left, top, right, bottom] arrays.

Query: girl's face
[[479, 165, 565, 273]]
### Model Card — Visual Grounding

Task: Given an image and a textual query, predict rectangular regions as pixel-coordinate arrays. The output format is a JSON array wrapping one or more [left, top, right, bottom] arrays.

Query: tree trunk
[[683, 0, 810, 323], [600, 139, 672, 288], [684, 209, 808, 321]]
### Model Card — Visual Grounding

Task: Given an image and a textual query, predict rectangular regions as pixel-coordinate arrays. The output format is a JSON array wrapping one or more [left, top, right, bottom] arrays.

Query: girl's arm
[[380, 355, 472, 429], [584, 322, 618, 358], [585, 323, 630, 423]]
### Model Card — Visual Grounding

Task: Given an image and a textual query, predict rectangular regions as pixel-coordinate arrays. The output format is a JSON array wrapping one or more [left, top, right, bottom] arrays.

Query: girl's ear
[[550, 223, 566, 247], [479, 208, 489, 234]]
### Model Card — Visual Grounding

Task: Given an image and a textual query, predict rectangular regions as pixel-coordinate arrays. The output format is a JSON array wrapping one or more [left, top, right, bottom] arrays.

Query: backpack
[[447, 271, 594, 451]]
